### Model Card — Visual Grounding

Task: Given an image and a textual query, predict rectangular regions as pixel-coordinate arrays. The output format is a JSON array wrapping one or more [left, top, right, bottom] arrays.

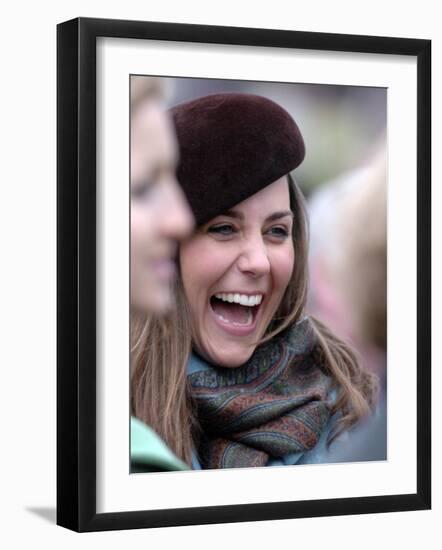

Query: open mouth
[[209, 292, 263, 327]]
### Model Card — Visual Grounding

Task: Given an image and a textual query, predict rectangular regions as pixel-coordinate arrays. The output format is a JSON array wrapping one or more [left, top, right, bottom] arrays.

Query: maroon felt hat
[[170, 93, 305, 226]]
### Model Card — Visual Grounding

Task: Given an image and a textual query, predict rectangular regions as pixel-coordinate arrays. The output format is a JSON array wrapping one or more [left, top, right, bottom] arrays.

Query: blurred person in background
[[130, 76, 194, 314], [130, 76, 194, 471], [307, 143, 387, 461]]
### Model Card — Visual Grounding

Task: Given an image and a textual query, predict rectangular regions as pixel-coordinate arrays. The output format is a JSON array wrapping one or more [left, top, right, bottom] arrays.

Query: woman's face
[[131, 99, 194, 314], [180, 177, 294, 367]]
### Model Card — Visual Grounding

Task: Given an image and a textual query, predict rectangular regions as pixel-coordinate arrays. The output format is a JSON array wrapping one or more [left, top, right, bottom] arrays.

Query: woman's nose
[[160, 179, 195, 239], [236, 236, 271, 277]]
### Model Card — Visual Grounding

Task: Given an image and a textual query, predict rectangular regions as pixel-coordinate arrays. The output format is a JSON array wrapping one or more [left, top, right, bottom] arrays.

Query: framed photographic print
[[57, 17, 431, 532]]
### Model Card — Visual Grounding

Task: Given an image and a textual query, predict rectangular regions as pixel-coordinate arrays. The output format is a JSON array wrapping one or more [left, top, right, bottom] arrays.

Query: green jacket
[[130, 417, 189, 472]]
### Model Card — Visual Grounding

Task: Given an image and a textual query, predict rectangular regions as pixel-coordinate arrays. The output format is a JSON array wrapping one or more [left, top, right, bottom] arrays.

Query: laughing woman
[[131, 92, 378, 469]]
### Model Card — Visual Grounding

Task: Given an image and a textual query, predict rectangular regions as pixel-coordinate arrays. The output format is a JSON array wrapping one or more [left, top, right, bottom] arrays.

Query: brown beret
[[170, 93, 305, 226]]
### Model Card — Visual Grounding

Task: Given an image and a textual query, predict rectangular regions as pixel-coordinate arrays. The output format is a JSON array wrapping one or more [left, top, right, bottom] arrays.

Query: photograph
[[129, 76, 387, 473]]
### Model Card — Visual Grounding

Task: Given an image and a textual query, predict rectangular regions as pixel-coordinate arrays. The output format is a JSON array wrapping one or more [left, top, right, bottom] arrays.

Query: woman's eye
[[207, 224, 235, 236], [131, 180, 153, 200], [267, 226, 289, 238]]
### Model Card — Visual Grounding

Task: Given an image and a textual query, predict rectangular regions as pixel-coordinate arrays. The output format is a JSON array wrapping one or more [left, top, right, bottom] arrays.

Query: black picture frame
[[57, 17, 431, 532]]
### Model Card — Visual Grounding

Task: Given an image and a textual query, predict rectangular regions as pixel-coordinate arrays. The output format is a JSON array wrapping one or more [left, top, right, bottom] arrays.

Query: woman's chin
[[200, 344, 256, 369]]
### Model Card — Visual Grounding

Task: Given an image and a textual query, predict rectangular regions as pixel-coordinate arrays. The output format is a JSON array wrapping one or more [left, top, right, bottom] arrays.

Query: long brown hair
[[131, 175, 378, 465]]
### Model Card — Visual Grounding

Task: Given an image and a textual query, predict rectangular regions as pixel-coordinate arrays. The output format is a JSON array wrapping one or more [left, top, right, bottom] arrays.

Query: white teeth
[[214, 293, 263, 307]]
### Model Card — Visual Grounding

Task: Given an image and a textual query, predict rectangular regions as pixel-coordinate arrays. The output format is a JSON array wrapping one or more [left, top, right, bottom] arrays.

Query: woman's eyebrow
[[220, 210, 293, 222], [133, 146, 178, 184], [265, 211, 294, 222], [221, 210, 244, 220]]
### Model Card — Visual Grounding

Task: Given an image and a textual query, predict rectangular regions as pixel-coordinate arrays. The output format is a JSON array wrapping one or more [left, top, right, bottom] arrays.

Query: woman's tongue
[[211, 300, 252, 326]]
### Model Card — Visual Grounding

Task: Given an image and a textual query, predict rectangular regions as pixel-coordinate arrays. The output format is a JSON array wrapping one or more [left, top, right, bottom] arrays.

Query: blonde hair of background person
[[332, 149, 387, 353], [131, 93, 379, 468], [308, 146, 387, 362]]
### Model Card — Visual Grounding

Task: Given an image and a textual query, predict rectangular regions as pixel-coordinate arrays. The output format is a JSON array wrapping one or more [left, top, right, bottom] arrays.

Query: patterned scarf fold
[[188, 317, 333, 469]]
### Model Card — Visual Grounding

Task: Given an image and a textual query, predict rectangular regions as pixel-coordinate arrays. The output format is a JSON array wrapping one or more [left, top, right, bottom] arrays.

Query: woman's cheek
[[132, 202, 155, 239], [131, 205, 145, 248], [273, 246, 295, 288]]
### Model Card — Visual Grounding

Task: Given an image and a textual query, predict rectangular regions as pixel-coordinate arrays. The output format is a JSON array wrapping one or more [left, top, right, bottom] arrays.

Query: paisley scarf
[[188, 317, 334, 469]]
